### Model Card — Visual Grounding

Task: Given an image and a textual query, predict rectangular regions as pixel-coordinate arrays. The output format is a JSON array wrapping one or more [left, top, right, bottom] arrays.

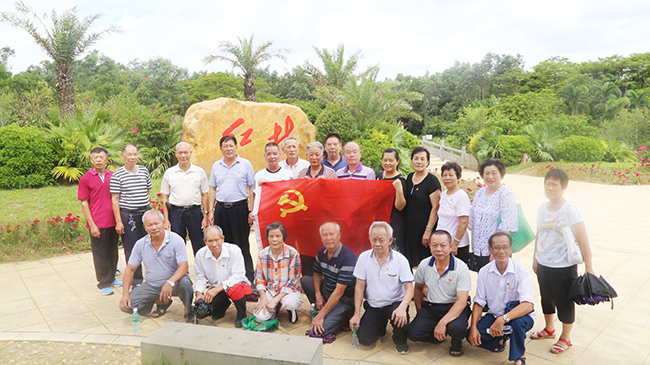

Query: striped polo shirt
[[336, 163, 376, 180], [110, 165, 152, 210], [313, 243, 357, 298]]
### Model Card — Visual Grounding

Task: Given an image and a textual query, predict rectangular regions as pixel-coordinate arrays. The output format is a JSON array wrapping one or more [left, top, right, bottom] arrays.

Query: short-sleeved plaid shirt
[[255, 244, 302, 294]]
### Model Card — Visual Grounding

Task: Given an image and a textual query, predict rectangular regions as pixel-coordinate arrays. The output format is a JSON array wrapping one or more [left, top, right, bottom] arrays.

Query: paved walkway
[[2, 157, 650, 364]]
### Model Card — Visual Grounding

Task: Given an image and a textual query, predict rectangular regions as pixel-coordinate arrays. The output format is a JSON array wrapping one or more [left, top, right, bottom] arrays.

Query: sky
[[2, 0, 650, 80]]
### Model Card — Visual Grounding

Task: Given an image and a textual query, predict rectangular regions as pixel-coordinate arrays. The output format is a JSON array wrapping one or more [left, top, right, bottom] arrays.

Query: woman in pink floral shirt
[[468, 159, 518, 271]]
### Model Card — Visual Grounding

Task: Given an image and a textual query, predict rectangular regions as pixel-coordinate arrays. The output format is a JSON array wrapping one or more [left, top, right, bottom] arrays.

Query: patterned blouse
[[255, 244, 302, 294], [468, 185, 518, 256]]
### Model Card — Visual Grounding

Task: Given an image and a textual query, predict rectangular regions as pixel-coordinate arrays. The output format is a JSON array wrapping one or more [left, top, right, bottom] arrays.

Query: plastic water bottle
[[132, 307, 141, 333], [310, 303, 317, 324], [487, 325, 511, 335], [351, 325, 360, 346]]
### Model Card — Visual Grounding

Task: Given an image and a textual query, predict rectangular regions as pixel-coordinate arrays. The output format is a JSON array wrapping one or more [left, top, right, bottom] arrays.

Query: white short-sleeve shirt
[[474, 258, 536, 321], [438, 189, 471, 248], [353, 249, 414, 308], [414, 255, 471, 304], [535, 200, 586, 268]]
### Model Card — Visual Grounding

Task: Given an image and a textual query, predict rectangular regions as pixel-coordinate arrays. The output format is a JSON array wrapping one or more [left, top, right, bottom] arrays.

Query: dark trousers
[[122, 275, 194, 316], [476, 313, 534, 361], [214, 203, 253, 282], [210, 290, 248, 321], [358, 301, 409, 346], [169, 206, 205, 256], [408, 301, 470, 350], [456, 246, 470, 264], [301, 275, 355, 335], [90, 227, 119, 289], [537, 264, 577, 324], [120, 210, 146, 284]]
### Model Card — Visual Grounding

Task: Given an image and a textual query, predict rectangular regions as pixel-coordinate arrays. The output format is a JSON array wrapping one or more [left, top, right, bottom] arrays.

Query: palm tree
[[1, 1, 121, 116], [203, 34, 288, 102], [304, 44, 378, 89]]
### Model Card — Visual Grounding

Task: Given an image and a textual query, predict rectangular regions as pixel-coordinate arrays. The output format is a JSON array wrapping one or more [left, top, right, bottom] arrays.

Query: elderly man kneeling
[[118, 210, 195, 323]]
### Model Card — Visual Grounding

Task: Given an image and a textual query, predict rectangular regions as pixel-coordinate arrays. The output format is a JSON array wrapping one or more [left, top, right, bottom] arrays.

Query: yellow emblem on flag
[[278, 190, 308, 218]]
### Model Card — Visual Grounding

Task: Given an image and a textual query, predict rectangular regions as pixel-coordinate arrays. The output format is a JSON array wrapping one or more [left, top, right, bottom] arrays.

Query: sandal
[[530, 328, 556, 339], [550, 338, 572, 353], [151, 301, 172, 318], [449, 347, 463, 357], [185, 312, 197, 324], [515, 356, 526, 365], [494, 336, 509, 353]]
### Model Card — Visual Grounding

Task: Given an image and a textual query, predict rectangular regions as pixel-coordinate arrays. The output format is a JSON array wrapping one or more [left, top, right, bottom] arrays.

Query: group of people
[[77, 132, 596, 365]]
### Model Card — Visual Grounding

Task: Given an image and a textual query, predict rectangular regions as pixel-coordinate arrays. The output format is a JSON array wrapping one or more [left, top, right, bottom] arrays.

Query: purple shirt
[[336, 163, 376, 180], [78, 168, 116, 229]]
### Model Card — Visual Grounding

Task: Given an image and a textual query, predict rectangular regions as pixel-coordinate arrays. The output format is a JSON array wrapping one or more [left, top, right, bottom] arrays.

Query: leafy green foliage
[[473, 129, 503, 163], [46, 107, 124, 182], [544, 114, 598, 138], [553, 136, 606, 162], [600, 107, 650, 149], [315, 104, 360, 142], [602, 140, 636, 163], [498, 135, 533, 166], [357, 129, 392, 172], [488, 90, 565, 123], [521, 124, 561, 162], [0, 125, 55, 189]]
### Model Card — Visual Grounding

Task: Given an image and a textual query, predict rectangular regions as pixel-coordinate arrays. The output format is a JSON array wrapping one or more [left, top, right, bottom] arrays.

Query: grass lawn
[[509, 162, 650, 185], [0, 178, 163, 262]]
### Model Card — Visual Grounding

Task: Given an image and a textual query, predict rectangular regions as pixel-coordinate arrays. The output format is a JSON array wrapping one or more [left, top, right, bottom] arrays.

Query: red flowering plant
[[637, 145, 650, 167], [0, 214, 87, 261], [150, 193, 165, 213]]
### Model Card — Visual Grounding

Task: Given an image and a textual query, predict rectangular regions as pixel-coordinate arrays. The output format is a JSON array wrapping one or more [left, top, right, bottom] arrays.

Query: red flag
[[258, 179, 394, 256]]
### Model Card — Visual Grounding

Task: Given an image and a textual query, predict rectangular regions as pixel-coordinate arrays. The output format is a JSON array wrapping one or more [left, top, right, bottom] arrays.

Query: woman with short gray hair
[[297, 141, 337, 179]]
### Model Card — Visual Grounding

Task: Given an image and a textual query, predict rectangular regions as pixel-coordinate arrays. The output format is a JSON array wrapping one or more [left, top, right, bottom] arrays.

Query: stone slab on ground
[[141, 322, 323, 365]]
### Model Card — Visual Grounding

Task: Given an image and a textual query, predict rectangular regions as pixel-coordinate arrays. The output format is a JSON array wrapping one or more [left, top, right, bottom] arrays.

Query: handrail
[[420, 137, 479, 170]]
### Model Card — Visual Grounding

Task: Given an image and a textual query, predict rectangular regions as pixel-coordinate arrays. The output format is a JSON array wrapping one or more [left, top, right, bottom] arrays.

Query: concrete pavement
[[1, 157, 650, 364]]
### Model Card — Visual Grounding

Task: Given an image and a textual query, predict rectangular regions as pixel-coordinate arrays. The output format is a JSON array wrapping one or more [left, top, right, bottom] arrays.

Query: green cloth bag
[[497, 203, 535, 253], [241, 315, 279, 332]]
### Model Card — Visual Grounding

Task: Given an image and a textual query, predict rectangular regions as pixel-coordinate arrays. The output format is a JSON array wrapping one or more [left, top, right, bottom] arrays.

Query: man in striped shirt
[[301, 222, 357, 336], [336, 142, 376, 180], [111, 144, 152, 287]]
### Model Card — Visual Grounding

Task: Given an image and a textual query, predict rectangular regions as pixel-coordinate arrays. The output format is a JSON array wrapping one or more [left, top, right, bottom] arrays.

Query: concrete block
[[141, 322, 322, 365]]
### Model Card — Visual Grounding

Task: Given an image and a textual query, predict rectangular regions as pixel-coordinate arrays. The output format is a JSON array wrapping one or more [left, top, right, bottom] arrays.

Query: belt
[[216, 199, 248, 208], [169, 204, 201, 211], [121, 207, 150, 214]]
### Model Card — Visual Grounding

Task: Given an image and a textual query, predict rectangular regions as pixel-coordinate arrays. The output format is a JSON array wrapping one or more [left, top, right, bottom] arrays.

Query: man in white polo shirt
[[349, 221, 414, 355], [161, 142, 209, 256], [251, 142, 293, 252], [336, 142, 375, 180], [279, 137, 309, 178], [407, 230, 471, 357], [468, 232, 535, 365]]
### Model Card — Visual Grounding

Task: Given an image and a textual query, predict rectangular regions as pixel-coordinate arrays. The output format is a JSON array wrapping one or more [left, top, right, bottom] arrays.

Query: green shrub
[[554, 136, 606, 162], [499, 135, 534, 166], [544, 114, 598, 139], [357, 129, 393, 172], [0, 125, 55, 189], [315, 104, 360, 143]]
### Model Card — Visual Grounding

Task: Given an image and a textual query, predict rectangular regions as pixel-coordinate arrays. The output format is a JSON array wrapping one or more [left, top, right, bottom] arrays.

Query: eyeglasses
[[490, 245, 511, 251]]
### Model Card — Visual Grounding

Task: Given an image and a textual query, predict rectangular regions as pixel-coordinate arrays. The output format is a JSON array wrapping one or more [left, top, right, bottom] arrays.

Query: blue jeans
[[476, 313, 534, 361]]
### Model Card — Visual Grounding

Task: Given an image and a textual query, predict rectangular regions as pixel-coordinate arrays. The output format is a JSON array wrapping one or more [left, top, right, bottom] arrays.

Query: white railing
[[420, 137, 479, 170]]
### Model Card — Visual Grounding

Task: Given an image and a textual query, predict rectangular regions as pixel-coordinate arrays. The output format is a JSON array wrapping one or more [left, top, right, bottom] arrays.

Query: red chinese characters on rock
[[268, 116, 295, 144], [221, 115, 295, 147]]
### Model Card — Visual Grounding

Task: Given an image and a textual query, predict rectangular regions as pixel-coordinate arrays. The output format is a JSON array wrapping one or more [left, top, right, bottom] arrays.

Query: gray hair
[[203, 225, 224, 240], [368, 221, 393, 239], [319, 222, 341, 235], [306, 141, 324, 154], [142, 209, 163, 224], [282, 136, 299, 148]]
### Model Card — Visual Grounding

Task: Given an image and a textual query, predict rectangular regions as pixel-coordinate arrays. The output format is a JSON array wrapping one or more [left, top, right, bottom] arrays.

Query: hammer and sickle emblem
[[278, 190, 308, 218]]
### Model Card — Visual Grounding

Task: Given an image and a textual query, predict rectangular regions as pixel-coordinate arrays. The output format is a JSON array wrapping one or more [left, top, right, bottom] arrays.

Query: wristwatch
[[502, 314, 510, 322], [166, 280, 175, 287]]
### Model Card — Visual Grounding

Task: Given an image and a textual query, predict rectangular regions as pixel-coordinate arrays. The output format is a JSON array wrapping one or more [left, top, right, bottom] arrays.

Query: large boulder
[[183, 98, 316, 174]]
